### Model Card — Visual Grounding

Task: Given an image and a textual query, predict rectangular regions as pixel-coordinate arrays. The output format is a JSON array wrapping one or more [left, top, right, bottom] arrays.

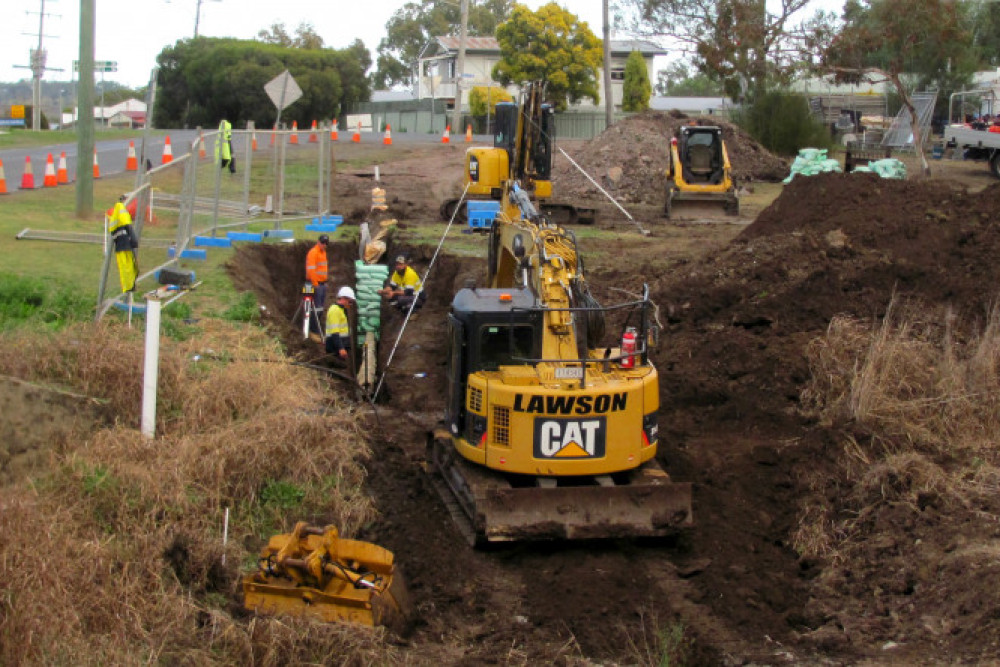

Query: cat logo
[[533, 417, 606, 459]]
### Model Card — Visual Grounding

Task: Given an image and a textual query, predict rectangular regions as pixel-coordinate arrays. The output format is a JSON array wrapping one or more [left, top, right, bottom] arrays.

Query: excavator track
[[427, 430, 692, 546]]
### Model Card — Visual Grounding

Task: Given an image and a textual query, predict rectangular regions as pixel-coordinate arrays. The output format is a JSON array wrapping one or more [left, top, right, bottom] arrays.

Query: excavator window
[[478, 325, 535, 371]]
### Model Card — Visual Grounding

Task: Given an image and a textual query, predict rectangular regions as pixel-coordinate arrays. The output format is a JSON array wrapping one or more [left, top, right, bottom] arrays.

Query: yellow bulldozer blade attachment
[[242, 523, 413, 634]]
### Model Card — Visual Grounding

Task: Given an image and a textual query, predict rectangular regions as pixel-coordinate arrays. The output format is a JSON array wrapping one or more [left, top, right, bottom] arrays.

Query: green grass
[[0, 128, 147, 150]]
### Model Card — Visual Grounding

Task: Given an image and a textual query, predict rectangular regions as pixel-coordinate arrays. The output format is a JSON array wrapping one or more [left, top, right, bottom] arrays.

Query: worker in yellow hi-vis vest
[[108, 194, 139, 293], [214, 118, 235, 173]]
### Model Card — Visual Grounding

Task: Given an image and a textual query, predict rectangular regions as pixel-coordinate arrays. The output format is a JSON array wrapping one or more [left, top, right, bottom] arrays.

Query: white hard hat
[[337, 286, 356, 300]]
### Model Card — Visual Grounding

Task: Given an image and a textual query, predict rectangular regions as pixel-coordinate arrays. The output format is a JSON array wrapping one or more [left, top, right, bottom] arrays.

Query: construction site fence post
[[211, 130, 222, 237], [242, 122, 253, 229], [141, 296, 161, 439]]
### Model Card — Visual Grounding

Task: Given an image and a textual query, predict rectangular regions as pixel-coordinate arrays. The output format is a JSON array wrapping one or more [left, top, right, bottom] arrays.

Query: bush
[[732, 91, 833, 156]]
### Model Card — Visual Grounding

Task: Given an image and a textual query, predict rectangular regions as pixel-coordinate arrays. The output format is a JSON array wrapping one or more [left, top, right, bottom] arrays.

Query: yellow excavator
[[439, 96, 595, 225], [427, 82, 693, 545]]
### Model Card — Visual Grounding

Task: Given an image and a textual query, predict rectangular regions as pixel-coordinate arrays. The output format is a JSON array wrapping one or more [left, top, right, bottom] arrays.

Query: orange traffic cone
[[330, 121, 338, 141], [43, 153, 57, 187], [309, 120, 318, 143], [252, 130, 258, 151], [57, 152, 69, 184], [162, 135, 174, 164], [383, 124, 393, 146], [93, 148, 101, 179], [465, 124, 473, 142], [20, 156, 35, 189], [290, 121, 299, 145], [0, 159, 8, 194], [352, 121, 361, 143], [270, 125, 276, 147], [441, 125, 451, 144], [126, 141, 138, 171], [198, 131, 207, 159]]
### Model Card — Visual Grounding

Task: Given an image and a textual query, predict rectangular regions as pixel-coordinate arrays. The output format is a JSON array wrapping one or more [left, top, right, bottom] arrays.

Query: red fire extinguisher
[[620, 327, 637, 368]]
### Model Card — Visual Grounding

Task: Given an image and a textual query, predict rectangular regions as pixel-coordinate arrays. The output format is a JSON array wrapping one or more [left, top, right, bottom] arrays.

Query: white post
[[141, 297, 162, 439]]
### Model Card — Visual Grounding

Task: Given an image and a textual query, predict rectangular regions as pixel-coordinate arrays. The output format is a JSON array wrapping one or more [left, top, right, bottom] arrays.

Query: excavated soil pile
[[640, 171, 1000, 662], [553, 109, 789, 207]]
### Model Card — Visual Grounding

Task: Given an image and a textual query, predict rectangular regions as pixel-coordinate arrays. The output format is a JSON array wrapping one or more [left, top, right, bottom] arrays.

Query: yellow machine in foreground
[[243, 522, 412, 633], [664, 124, 739, 219], [427, 83, 693, 545]]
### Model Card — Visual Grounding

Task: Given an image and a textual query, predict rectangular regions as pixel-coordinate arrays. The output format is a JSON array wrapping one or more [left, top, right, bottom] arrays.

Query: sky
[[0, 0, 843, 89]]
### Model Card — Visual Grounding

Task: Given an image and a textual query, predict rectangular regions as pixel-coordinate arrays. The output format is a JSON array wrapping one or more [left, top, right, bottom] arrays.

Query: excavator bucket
[[242, 523, 413, 634]]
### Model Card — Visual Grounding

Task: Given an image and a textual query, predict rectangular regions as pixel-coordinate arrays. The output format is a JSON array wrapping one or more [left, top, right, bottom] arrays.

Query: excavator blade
[[428, 435, 692, 544], [666, 190, 740, 222]]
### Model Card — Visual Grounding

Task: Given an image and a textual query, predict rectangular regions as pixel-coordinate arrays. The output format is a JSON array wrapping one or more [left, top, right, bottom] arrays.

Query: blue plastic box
[[467, 201, 500, 229]]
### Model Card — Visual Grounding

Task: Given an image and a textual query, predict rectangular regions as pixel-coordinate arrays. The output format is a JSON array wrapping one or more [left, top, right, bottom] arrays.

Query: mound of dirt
[[553, 109, 789, 207], [645, 172, 1000, 662]]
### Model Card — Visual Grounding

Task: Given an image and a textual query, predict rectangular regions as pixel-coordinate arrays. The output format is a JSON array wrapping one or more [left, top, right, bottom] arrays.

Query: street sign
[[11, 105, 25, 119], [0, 119, 26, 127], [264, 70, 303, 111], [73, 60, 118, 73]]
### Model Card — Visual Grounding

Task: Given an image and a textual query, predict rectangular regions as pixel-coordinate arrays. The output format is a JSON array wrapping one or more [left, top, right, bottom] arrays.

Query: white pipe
[[141, 297, 162, 439], [221, 507, 229, 565]]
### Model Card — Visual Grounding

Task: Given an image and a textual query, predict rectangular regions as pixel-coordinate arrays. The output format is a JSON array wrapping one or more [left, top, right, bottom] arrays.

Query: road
[[0, 128, 478, 192]]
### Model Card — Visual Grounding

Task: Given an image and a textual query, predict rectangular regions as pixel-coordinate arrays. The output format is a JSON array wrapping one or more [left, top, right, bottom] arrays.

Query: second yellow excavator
[[426, 82, 692, 545]]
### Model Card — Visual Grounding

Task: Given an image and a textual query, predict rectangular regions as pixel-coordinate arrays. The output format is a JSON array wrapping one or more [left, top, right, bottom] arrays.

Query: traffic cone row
[[352, 122, 361, 143], [126, 140, 138, 171], [162, 135, 173, 164], [198, 131, 207, 159], [383, 124, 392, 145], [465, 124, 473, 142], [252, 130, 258, 151], [290, 121, 299, 144], [0, 159, 7, 194], [330, 121, 338, 141], [93, 148, 101, 179], [43, 153, 57, 187], [442, 125, 451, 144], [308, 120, 318, 143]]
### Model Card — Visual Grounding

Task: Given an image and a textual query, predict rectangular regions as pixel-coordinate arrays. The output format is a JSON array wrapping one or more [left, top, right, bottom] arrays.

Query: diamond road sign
[[73, 60, 118, 73], [264, 70, 303, 111]]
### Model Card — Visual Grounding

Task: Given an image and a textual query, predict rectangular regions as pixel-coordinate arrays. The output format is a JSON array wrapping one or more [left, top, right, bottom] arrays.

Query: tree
[[622, 50, 651, 111], [656, 61, 725, 96], [821, 0, 976, 175], [154, 37, 370, 128], [373, 0, 513, 89], [620, 0, 815, 102], [468, 85, 514, 116], [257, 22, 325, 49], [492, 3, 603, 111]]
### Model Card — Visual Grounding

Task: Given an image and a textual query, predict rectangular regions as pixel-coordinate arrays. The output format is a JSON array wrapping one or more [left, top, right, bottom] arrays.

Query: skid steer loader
[[664, 124, 739, 219]]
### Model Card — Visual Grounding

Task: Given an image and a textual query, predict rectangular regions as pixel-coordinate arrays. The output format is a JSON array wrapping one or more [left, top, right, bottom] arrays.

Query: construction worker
[[378, 255, 426, 314], [305, 234, 330, 338], [108, 194, 139, 293], [325, 286, 356, 360], [215, 118, 235, 173]]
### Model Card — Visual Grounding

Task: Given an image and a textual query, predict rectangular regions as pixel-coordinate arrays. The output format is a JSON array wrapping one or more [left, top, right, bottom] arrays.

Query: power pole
[[76, 0, 95, 218], [602, 0, 613, 130], [451, 0, 469, 138], [14, 0, 63, 132]]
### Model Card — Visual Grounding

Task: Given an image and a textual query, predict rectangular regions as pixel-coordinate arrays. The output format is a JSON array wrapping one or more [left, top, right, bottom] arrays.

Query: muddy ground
[[231, 120, 1000, 665], [9, 114, 1000, 664]]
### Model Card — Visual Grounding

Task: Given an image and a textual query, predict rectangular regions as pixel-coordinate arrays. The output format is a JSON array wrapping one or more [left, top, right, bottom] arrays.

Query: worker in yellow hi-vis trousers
[[108, 194, 139, 293], [214, 118, 235, 173]]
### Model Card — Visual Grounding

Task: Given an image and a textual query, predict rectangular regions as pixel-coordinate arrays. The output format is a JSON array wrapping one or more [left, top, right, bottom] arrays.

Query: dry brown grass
[[795, 296, 1000, 561], [0, 321, 398, 665]]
